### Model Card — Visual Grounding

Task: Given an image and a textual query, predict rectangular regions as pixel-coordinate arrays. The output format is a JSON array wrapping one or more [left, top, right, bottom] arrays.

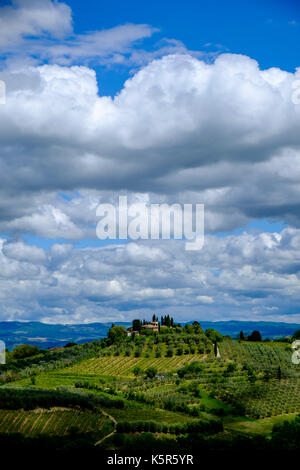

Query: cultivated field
[[58, 353, 204, 377], [0, 408, 106, 437], [1, 326, 300, 453]]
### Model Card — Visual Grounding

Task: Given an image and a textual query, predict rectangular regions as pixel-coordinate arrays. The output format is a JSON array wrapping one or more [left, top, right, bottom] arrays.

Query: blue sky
[[68, 0, 300, 95], [0, 0, 300, 324]]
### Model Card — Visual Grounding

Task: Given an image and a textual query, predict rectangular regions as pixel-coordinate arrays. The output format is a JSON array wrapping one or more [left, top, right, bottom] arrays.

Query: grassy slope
[[57, 353, 204, 377], [102, 402, 201, 424], [0, 408, 107, 437], [224, 413, 299, 435], [3, 337, 300, 439]]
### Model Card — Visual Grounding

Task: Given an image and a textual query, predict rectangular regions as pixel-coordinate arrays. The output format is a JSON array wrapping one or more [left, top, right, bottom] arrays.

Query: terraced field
[[5, 333, 300, 444], [220, 340, 293, 370], [219, 379, 300, 418], [0, 408, 106, 437], [58, 353, 204, 377], [102, 402, 200, 424]]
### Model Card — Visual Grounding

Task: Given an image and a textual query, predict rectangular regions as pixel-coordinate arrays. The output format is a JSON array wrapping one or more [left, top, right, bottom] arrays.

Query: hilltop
[[0, 318, 300, 457]]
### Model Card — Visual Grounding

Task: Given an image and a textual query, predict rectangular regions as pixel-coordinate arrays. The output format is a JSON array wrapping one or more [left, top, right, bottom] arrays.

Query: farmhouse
[[142, 321, 159, 332], [126, 326, 140, 337], [126, 327, 133, 337], [126, 320, 159, 336]]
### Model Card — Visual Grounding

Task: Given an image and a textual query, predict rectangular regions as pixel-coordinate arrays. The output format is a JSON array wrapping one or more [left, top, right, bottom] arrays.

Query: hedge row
[[0, 387, 124, 410], [117, 419, 223, 434]]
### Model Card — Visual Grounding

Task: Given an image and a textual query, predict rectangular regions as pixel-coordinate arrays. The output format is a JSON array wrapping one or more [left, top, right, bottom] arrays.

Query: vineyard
[[0, 408, 106, 437], [2, 326, 300, 453], [219, 340, 296, 373], [11, 338, 300, 420], [59, 353, 204, 377]]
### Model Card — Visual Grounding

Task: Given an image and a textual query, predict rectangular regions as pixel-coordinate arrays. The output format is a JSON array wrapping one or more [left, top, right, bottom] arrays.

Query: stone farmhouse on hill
[[126, 321, 159, 336]]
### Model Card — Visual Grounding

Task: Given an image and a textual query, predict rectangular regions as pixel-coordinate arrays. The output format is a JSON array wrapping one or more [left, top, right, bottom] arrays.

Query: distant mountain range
[[0, 321, 128, 350], [199, 321, 300, 341], [0, 320, 299, 350]]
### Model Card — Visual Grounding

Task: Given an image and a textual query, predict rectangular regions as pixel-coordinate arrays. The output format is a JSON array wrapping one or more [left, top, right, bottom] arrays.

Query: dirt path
[[95, 410, 117, 446]]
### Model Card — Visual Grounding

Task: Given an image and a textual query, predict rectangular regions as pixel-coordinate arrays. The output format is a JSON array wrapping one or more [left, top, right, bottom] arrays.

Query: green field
[[1, 326, 300, 454], [225, 413, 299, 435], [0, 408, 106, 437], [9, 338, 300, 421], [58, 353, 204, 377], [102, 402, 201, 424]]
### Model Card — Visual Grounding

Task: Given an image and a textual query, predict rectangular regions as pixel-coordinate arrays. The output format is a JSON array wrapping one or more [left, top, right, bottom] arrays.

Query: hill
[[1, 321, 300, 456]]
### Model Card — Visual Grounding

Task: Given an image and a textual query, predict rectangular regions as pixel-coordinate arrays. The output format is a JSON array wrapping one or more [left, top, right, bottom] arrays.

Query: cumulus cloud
[[0, 53, 300, 237], [1, 5, 300, 323], [3, 241, 47, 264], [1, 229, 300, 323]]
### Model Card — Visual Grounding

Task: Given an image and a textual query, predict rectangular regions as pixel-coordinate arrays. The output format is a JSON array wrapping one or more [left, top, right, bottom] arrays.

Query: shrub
[[133, 366, 143, 376], [166, 346, 174, 357], [145, 367, 158, 379], [12, 345, 40, 360], [177, 361, 204, 378]]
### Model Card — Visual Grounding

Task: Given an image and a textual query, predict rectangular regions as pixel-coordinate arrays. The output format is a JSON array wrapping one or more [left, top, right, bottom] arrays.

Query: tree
[[263, 370, 272, 382], [277, 366, 282, 381], [248, 330, 262, 342], [133, 319, 142, 332], [134, 347, 142, 357], [12, 344, 40, 359], [188, 381, 201, 397], [155, 346, 162, 358], [243, 364, 256, 383], [293, 329, 300, 340], [224, 363, 237, 376], [184, 324, 193, 334], [205, 328, 223, 343], [145, 367, 158, 379], [239, 331, 245, 340], [108, 325, 126, 344], [30, 375, 36, 385], [133, 366, 143, 376], [193, 322, 204, 335], [65, 342, 77, 348], [177, 361, 204, 378]]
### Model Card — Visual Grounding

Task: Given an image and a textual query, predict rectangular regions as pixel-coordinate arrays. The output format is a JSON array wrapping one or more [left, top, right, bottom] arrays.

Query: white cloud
[[3, 241, 47, 264], [0, 7, 300, 324], [0, 1, 158, 67], [197, 295, 214, 304], [0, 0, 72, 48], [1, 229, 300, 323], [0, 53, 300, 237]]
